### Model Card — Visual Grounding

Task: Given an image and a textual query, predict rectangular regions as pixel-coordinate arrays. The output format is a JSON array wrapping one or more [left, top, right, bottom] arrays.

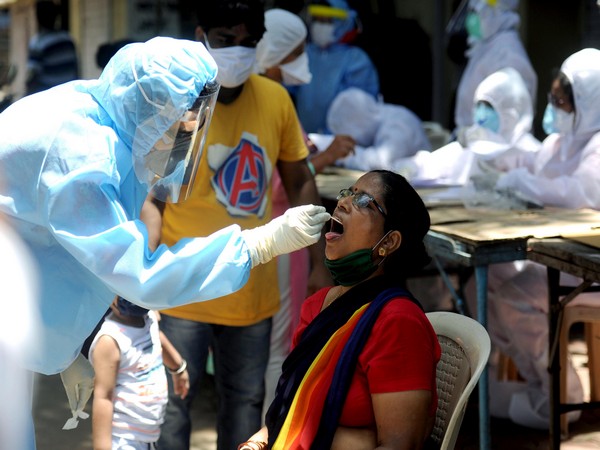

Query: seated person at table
[[239, 169, 441, 450], [309, 87, 431, 171], [393, 67, 540, 194], [465, 48, 600, 429]]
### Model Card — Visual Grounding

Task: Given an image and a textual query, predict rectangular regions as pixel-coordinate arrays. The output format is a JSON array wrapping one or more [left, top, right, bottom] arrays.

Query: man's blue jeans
[[157, 315, 271, 450]]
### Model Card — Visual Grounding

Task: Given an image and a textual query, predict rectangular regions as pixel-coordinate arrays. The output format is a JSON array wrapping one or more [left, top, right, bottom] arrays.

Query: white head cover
[[327, 87, 430, 165], [326, 87, 381, 146], [473, 66, 532, 146], [560, 48, 600, 138], [255, 8, 308, 73]]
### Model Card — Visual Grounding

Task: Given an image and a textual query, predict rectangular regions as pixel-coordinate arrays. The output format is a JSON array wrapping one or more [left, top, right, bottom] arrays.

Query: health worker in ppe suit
[[322, 87, 431, 171], [393, 67, 540, 191], [464, 49, 600, 429], [0, 36, 329, 440], [293, 0, 379, 134], [453, 0, 537, 134]]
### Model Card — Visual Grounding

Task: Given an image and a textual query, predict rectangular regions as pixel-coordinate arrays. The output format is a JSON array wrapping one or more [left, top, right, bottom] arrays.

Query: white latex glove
[[495, 167, 529, 191], [60, 353, 94, 430], [241, 204, 330, 268]]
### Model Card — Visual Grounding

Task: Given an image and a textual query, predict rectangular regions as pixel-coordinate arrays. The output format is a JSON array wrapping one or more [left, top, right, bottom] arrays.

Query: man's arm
[[277, 159, 333, 295]]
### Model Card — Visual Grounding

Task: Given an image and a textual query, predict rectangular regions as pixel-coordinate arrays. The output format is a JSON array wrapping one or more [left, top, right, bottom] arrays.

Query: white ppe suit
[[0, 37, 328, 376], [394, 66, 540, 191], [454, 0, 537, 131], [323, 87, 431, 171], [470, 49, 600, 429]]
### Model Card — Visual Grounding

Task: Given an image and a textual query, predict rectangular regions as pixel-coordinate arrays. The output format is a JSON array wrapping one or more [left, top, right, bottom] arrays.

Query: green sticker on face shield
[[465, 12, 482, 40]]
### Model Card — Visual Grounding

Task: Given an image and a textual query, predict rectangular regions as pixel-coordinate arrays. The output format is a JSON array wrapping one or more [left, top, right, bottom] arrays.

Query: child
[[89, 295, 189, 450]]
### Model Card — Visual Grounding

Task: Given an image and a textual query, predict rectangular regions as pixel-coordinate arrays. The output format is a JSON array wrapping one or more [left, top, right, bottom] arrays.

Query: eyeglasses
[[547, 92, 568, 108], [337, 188, 387, 217]]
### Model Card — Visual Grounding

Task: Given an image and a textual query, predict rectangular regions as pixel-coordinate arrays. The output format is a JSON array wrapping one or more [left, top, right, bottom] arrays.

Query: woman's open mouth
[[325, 216, 344, 240]]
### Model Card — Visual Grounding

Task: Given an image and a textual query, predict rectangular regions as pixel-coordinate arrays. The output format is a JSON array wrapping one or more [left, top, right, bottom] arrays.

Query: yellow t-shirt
[[160, 75, 308, 325]]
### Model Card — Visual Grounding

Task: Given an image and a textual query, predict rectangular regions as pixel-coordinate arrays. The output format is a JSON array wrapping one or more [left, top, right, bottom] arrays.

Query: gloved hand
[[241, 204, 330, 268], [60, 352, 95, 430]]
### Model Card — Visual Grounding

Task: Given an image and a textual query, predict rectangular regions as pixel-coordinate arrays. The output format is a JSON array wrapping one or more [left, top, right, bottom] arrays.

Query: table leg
[[474, 265, 490, 450], [547, 267, 561, 450]]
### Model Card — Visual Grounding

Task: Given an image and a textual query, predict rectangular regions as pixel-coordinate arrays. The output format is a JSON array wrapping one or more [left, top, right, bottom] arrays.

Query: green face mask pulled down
[[324, 231, 391, 286], [325, 248, 379, 286]]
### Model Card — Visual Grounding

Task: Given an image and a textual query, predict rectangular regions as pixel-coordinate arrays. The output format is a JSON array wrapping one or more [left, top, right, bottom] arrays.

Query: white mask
[[280, 52, 312, 86], [205, 40, 256, 88], [542, 103, 575, 136], [310, 22, 336, 48]]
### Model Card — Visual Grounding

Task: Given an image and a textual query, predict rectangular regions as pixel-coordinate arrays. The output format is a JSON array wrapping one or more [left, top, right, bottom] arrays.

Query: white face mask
[[310, 22, 336, 48], [542, 103, 575, 135], [205, 40, 256, 88], [279, 52, 312, 86]]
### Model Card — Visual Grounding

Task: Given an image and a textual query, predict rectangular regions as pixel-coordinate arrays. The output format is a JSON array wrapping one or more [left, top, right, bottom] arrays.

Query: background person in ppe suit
[[313, 86, 431, 171], [292, 0, 379, 134], [393, 67, 540, 191], [0, 36, 330, 444], [453, 0, 537, 135], [464, 48, 600, 429]]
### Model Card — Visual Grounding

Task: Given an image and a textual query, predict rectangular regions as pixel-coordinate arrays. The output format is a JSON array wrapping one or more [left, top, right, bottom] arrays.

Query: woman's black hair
[[371, 170, 431, 277], [551, 68, 575, 109]]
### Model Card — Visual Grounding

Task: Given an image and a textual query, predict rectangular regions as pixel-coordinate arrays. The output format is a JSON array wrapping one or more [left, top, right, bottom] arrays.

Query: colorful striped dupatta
[[265, 276, 421, 449]]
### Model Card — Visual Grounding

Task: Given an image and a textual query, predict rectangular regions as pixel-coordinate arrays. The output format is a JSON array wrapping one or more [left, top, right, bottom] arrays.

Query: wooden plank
[[527, 238, 600, 282]]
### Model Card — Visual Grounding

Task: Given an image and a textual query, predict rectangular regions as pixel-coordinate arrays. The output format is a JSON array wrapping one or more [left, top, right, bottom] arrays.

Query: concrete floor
[[33, 373, 218, 450]]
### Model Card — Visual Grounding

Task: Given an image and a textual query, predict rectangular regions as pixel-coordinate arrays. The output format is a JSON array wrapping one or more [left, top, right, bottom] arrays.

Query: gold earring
[[378, 247, 386, 256]]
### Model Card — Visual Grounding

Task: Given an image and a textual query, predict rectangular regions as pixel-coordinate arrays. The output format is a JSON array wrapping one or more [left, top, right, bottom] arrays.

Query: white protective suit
[[0, 219, 40, 450], [468, 49, 600, 429], [0, 37, 328, 376], [394, 66, 540, 193], [454, 0, 537, 130], [324, 87, 431, 171]]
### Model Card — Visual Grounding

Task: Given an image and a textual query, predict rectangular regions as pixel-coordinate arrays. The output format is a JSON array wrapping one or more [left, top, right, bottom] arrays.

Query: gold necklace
[[323, 286, 345, 309]]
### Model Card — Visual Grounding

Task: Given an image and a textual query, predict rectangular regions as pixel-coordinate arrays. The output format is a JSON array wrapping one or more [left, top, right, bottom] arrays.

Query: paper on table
[[418, 186, 466, 208], [307, 133, 335, 152], [561, 228, 600, 249]]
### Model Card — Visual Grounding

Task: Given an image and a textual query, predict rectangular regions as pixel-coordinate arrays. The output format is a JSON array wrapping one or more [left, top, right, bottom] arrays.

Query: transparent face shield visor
[[147, 81, 219, 203]]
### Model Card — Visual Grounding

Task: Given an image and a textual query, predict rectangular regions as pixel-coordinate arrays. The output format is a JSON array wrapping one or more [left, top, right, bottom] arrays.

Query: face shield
[[145, 81, 219, 203]]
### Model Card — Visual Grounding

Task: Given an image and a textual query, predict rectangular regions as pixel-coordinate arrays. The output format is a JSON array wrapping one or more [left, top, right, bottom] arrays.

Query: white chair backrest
[[426, 311, 491, 450]]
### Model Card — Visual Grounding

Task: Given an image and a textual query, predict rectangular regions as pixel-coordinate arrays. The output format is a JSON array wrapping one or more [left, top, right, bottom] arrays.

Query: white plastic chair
[[426, 311, 491, 450]]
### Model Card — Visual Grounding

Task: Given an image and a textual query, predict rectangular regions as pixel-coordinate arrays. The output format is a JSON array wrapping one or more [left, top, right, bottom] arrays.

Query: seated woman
[[239, 170, 441, 450]]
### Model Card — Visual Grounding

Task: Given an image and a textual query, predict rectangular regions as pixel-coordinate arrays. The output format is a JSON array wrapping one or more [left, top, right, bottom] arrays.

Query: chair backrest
[[426, 311, 491, 450]]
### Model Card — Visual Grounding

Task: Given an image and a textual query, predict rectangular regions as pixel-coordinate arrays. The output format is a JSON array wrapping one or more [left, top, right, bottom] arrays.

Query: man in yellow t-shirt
[[157, 2, 331, 449]]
